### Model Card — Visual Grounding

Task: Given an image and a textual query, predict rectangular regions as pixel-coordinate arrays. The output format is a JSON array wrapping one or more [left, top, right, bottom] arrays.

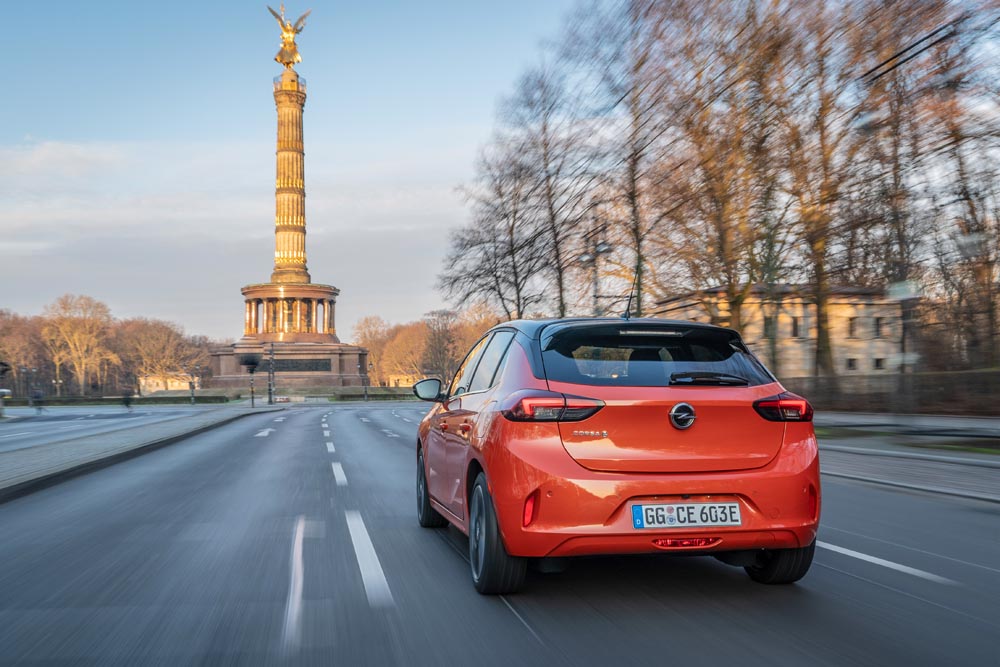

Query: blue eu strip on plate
[[632, 505, 645, 529]]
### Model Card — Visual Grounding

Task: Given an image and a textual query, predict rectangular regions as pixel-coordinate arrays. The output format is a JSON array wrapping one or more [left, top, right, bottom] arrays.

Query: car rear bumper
[[485, 422, 820, 558]]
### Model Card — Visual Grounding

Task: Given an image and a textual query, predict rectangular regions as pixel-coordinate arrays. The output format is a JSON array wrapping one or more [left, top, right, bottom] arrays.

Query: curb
[[821, 470, 1000, 504], [819, 444, 1000, 469], [0, 408, 282, 505]]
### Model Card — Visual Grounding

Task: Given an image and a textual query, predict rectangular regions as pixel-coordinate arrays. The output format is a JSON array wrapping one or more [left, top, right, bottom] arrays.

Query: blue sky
[[2, 0, 578, 340]]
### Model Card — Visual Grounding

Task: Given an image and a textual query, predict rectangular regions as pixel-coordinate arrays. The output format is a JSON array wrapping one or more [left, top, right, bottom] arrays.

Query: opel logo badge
[[669, 403, 696, 430]]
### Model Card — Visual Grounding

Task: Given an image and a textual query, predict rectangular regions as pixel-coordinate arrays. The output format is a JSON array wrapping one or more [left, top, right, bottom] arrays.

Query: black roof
[[489, 317, 739, 341]]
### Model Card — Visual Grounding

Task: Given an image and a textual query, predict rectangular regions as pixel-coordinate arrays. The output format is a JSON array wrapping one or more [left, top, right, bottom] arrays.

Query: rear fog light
[[652, 537, 721, 549], [523, 490, 540, 527]]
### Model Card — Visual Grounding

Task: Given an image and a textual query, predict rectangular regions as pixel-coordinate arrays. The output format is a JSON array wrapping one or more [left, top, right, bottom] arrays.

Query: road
[[0, 402, 997, 665], [0, 406, 218, 454]]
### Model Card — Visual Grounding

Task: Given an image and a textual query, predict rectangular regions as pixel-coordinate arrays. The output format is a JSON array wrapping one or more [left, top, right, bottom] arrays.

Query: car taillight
[[500, 389, 604, 422], [753, 391, 814, 422]]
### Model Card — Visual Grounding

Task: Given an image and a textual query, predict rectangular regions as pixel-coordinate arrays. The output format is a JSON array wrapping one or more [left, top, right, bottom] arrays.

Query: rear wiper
[[669, 371, 749, 386]]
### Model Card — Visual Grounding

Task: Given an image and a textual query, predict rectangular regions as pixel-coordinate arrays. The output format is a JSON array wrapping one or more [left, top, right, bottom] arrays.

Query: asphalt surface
[[0, 406, 219, 454], [0, 402, 997, 665]]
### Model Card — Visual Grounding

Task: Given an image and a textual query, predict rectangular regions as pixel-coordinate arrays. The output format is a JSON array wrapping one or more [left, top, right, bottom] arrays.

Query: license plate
[[632, 503, 741, 529]]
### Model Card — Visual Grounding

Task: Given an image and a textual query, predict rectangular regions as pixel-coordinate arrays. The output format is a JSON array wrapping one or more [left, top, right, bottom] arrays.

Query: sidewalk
[[819, 435, 1000, 503], [815, 411, 1000, 438], [0, 404, 283, 502]]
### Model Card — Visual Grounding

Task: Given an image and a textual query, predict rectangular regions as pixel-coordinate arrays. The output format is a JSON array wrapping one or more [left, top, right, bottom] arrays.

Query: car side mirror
[[413, 378, 444, 402]]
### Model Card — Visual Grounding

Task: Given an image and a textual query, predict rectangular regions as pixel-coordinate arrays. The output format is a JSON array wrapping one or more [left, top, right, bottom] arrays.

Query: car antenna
[[622, 268, 640, 320]]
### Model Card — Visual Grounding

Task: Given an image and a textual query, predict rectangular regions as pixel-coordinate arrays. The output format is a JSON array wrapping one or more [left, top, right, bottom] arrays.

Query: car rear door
[[442, 330, 515, 519], [427, 335, 491, 515]]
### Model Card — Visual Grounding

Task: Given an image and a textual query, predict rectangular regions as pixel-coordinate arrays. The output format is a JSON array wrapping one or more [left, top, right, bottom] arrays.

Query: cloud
[[0, 137, 470, 341]]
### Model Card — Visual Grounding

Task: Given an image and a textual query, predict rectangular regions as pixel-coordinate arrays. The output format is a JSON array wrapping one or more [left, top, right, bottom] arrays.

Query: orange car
[[413, 318, 820, 594]]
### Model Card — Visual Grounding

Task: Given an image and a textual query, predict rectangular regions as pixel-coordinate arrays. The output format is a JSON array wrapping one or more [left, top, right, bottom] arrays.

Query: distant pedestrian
[[32, 390, 45, 415], [122, 389, 134, 413]]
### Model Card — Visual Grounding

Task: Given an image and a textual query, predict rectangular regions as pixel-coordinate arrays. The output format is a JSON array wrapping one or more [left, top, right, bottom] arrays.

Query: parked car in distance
[[413, 318, 820, 594]]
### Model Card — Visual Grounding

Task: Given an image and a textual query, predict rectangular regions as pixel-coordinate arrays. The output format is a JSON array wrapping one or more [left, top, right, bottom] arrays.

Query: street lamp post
[[268, 343, 276, 405], [189, 365, 200, 405], [238, 355, 261, 408], [359, 360, 370, 401], [578, 225, 614, 316], [52, 378, 63, 398]]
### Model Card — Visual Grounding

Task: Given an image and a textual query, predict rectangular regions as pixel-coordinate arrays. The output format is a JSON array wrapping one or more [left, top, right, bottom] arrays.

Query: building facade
[[653, 284, 905, 379]]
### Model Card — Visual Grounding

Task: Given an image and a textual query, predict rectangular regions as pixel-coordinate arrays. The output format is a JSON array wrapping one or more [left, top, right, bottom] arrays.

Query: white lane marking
[[381, 429, 400, 438], [88, 414, 96, 417], [345, 511, 394, 607], [321, 422, 328, 428], [0, 432, 31, 439], [281, 515, 306, 652], [331, 462, 348, 486], [501, 596, 545, 646], [273, 417, 285, 422], [74, 416, 85, 420], [326, 442, 335, 453], [402, 418, 412, 423], [360, 417, 371, 423], [323, 430, 330, 437], [255, 428, 276, 437], [823, 525, 1000, 575], [817, 541, 957, 585]]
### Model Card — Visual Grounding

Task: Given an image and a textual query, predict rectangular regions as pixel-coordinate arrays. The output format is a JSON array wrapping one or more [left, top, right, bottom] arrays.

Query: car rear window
[[541, 325, 774, 387]]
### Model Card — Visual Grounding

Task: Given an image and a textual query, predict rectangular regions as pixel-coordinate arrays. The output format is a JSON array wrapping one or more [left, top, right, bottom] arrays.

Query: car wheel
[[744, 540, 816, 584], [416, 448, 447, 528], [469, 473, 526, 594]]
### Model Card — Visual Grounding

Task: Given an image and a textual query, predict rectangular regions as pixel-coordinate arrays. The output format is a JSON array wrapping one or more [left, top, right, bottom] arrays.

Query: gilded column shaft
[[271, 68, 310, 284]]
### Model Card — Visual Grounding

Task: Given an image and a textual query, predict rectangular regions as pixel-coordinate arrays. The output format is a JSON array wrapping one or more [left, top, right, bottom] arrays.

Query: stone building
[[652, 284, 906, 379], [209, 26, 367, 391]]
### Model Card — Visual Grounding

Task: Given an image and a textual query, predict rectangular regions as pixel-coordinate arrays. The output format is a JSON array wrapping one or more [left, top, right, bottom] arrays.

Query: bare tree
[[116, 318, 203, 392], [352, 315, 393, 386], [421, 310, 460, 380], [41, 295, 116, 395], [440, 143, 547, 318], [503, 63, 596, 316], [380, 322, 430, 381]]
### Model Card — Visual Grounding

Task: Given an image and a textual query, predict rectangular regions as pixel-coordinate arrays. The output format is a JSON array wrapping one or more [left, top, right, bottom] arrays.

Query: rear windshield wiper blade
[[669, 371, 749, 386]]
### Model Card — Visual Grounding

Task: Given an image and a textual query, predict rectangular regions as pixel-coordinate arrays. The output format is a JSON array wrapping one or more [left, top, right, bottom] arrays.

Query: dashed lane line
[[326, 442, 335, 453], [281, 515, 306, 653], [331, 462, 348, 486], [323, 430, 330, 437], [345, 510, 394, 608], [817, 541, 957, 585], [381, 429, 400, 439], [360, 417, 371, 423]]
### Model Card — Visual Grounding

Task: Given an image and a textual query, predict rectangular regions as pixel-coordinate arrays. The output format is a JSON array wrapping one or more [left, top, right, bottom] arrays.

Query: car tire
[[416, 448, 447, 528], [744, 540, 816, 584], [469, 473, 526, 594]]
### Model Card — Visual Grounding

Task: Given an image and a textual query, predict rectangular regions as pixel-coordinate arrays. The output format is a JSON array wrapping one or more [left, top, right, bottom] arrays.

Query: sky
[[1, 0, 578, 342]]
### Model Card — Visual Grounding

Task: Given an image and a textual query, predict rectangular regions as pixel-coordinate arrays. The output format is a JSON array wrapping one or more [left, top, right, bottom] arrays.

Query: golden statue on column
[[268, 4, 311, 68]]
